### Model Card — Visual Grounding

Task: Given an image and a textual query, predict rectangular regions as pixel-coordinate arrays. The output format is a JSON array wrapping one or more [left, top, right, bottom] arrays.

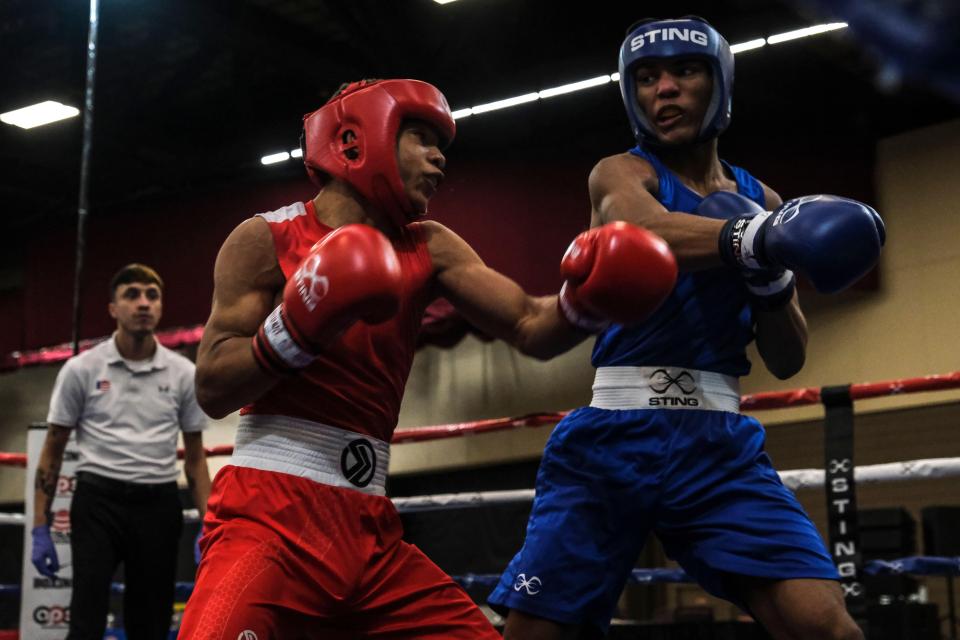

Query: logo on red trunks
[[341, 439, 377, 487], [237, 631, 258, 640]]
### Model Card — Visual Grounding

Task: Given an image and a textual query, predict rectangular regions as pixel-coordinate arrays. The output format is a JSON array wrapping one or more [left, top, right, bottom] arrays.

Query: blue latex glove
[[194, 529, 203, 565], [31, 525, 59, 578]]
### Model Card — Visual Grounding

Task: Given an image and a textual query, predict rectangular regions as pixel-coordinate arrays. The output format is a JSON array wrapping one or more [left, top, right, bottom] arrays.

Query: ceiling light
[[0, 101, 80, 129], [767, 23, 847, 45], [432, 0, 460, 4], [730, 38, 766, 54], [539, 75, 612, 99], [261, 152, 290, 165], [290, 147, 303, 158], [470, 92, 539, 115]]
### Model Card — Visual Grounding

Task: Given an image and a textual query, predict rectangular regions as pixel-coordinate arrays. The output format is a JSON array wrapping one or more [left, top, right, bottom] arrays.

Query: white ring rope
[[779, 457, 960, 491], [2, 457, 957, 525], [397, 456, 960, 512], [395, 488, 537, 513], [0, 513, 24, 526], [391, 456, 960, 513]]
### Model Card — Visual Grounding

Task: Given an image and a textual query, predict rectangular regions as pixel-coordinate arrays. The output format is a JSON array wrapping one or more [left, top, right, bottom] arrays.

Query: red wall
[[20, 180, 315, 352], [11, 156, 596, 355]]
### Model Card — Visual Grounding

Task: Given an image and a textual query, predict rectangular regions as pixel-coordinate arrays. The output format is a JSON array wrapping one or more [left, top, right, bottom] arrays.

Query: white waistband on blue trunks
[[231, 415, 390, 495], [590, 366, 741, 413]]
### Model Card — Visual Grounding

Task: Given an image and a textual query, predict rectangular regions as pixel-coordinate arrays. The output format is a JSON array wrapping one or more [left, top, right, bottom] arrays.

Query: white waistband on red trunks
[[231, 415, 390, 495], [590, 366, 741, 413]]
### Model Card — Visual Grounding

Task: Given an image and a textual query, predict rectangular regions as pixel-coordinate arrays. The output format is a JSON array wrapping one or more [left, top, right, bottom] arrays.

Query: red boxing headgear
[[301, 79, 456, 227]]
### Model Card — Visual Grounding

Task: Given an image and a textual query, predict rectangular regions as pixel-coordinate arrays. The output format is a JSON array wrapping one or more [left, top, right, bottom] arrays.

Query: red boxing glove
[[253, 224, 403, 375], [559, 221, 677, 332]]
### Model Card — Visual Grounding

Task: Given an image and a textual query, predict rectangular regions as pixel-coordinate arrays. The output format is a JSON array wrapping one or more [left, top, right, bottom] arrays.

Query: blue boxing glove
[[31, 525, 59, 578], [697, 191, 796, 310], [720, 194, 885, 294]]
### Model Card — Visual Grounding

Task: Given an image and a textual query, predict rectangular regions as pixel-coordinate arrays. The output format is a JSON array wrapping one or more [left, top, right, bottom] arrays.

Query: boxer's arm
[[754, 290, 808, 379], [195, 217, 285, 418], [182, 432, 211, 517], [749, 187, 807, 378], [589, 153, 725, 271], [423, 221, 586, 360]]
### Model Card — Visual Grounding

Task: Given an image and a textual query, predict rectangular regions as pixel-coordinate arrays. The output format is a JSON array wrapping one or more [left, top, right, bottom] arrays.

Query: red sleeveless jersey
[[242, 200, 435, 442]]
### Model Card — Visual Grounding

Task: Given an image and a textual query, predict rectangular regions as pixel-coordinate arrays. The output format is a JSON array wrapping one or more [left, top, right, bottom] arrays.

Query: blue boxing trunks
[[488, 366, 838, 631]]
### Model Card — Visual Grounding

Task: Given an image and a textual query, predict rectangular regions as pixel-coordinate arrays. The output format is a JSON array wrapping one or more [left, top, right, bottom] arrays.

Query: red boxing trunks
[[178, 418, 499, 639]]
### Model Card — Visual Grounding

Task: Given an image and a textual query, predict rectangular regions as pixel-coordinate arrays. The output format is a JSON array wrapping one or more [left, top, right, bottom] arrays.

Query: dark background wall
[[0, 115, 878, 360]]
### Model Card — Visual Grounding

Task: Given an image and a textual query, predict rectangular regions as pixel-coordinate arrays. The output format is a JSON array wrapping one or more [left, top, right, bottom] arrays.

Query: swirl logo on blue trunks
[[340, 439, 377, 487], [513, 573, 542, 595], [648, 369, 700, 407], [649, 369, 696, 394]]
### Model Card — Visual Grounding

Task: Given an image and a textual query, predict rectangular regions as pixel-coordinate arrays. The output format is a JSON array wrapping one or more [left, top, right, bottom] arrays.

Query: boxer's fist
[[31, 525, 59, 578], [253, 224, 402, 374], [720, 195, 884, 294], [559, 222, 677, 332], [697, 191, 795, 310]]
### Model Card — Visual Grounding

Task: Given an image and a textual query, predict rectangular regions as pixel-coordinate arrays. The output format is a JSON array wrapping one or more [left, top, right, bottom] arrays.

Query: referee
[[30, 263, 211, 640]]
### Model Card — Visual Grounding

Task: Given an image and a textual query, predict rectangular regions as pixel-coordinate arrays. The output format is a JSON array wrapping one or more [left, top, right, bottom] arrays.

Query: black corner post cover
[[821, 384, 866, 621]]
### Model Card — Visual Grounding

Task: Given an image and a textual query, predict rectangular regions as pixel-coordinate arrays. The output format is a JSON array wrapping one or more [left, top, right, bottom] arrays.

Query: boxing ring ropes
[[1, 370, 959, 635]]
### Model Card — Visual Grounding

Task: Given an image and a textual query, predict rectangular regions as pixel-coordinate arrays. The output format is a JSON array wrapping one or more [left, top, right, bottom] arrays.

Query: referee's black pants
[[67, 471, 183, 640]]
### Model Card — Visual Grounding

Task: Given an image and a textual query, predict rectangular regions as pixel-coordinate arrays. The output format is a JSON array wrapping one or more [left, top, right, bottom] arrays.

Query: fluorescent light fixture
[[730, 38, 766, 54], [539, 75, 612, 99], [433, 0, 459, 3], [767, 22, 847, 45], [0, 100, 80, 129], [261, 151, 290, 165], [470, 92, 539, 114], [611, 72, 621, 82], [455, 76, 612, 121], [290, 147, 302, 158]]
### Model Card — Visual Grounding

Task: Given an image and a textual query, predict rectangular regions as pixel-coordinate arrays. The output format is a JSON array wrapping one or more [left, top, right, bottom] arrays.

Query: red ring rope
[[0, 370, 957, 464]]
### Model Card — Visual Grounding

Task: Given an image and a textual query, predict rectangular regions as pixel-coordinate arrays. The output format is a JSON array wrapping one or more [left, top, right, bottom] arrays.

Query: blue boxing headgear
[[618, 17, 734, 146]]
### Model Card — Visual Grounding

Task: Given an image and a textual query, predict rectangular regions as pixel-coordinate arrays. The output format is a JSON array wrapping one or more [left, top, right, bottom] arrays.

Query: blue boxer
[[490, 126, 841, 633]]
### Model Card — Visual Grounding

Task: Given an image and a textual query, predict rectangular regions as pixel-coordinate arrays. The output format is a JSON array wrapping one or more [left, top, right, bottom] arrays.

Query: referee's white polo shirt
[[46, 334, 208, 484]]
